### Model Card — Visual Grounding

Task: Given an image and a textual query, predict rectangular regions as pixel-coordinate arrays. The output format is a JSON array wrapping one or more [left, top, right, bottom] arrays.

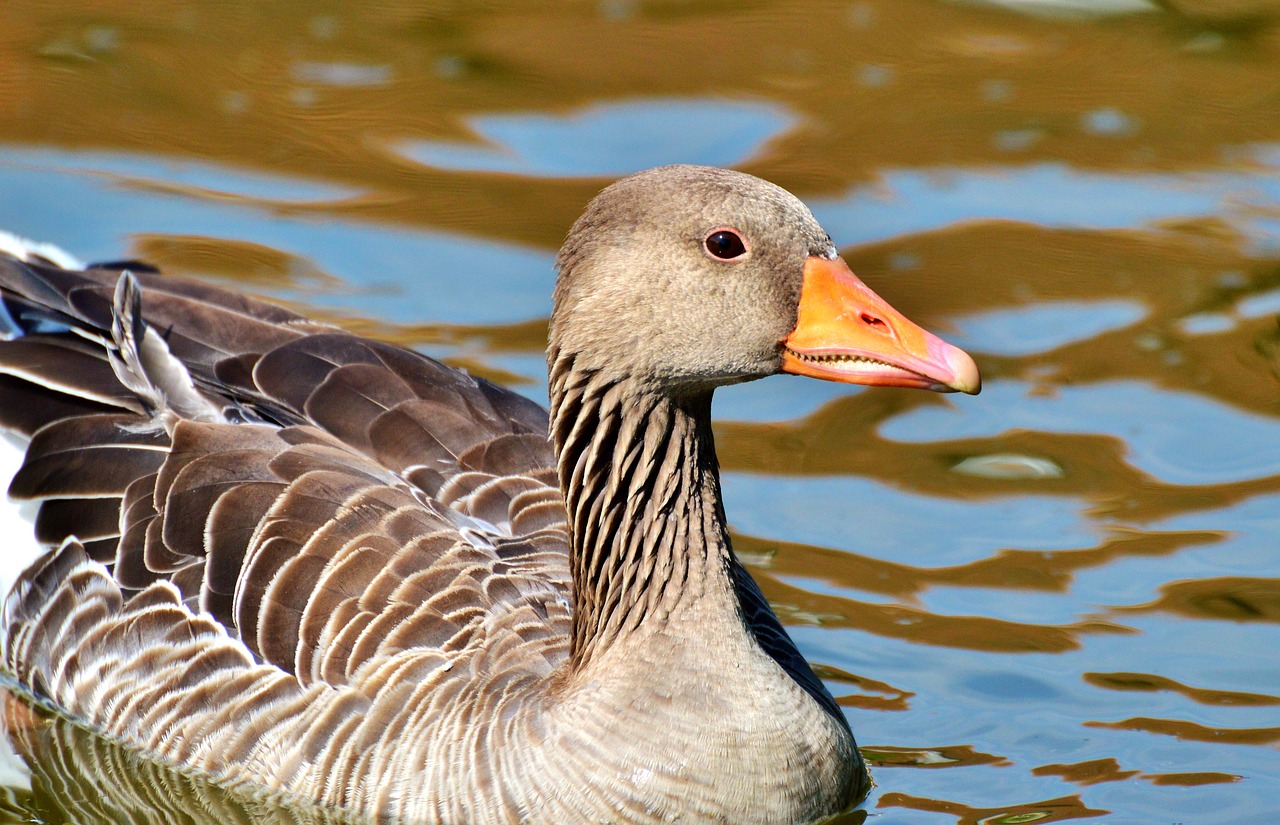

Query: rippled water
[[1, 0, 1279, 822]]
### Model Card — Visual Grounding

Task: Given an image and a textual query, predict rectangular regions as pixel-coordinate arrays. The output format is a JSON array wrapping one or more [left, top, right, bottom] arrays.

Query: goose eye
[[704, 229, 748, 260]]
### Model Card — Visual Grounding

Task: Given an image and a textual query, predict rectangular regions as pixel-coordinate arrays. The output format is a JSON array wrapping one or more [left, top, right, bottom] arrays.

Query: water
[[1, 0, 1279, 822]]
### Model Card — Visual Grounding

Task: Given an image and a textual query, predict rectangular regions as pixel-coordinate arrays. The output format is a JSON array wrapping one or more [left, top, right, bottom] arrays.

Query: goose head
[[551, 164, 979, 396]]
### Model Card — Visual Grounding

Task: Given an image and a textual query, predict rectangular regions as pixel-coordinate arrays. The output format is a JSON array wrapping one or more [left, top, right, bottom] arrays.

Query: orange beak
[[780, 256, 980, 394]]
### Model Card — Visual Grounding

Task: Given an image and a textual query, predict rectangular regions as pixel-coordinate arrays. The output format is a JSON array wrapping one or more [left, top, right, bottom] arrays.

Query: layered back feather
[[0, 249, 583, 820]]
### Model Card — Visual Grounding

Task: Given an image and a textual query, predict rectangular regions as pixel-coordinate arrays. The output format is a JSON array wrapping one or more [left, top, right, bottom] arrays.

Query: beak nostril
[[861, 312, 887, 331]]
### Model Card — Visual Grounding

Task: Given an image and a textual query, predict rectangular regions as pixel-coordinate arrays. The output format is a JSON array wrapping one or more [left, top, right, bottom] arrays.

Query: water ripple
[[880, 380, 1280, 486], [811, 152, 1280, 253], [947, 300, 1147, 357], [392, 97, 796, 178]]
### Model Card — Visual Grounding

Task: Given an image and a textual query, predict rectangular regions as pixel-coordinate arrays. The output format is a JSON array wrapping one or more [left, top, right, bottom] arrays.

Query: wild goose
[[0, 165, 979, 825]]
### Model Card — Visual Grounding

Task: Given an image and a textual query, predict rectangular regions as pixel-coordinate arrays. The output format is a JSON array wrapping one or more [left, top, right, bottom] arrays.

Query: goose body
[[0, 166, 978, 824]]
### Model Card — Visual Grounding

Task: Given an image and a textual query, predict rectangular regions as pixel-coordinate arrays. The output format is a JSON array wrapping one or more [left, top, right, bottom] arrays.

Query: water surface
[[1, 1, 1279, 822]]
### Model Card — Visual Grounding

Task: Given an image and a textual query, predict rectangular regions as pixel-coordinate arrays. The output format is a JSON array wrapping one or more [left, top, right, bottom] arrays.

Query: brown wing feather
[[1, 249, 568, 695], [0, 247, 582, 821], [33, 497, 121, 543], [9, 414, 168, 501]]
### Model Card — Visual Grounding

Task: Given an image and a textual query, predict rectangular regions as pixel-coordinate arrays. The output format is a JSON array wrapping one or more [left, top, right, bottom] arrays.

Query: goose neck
[[548, 352, 735, 673]]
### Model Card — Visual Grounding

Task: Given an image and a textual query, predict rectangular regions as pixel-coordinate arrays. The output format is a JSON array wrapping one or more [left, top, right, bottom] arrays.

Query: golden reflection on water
[[2, 0, 1280, 822], [875, 791, 1108, 825]]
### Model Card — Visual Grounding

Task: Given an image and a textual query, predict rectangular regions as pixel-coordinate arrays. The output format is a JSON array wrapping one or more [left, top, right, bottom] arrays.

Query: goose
[[0, 165, 979, 825]]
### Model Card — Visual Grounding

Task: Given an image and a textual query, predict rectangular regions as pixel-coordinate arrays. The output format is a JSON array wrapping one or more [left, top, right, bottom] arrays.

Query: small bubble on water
[[847, 2, 875, 28], [994, 128, 1042, 152], [856, 64, 894, 88], [599, 0, 636, 20], [889, 251, 920, 271], [435, 55, 464, 80], [1082, 107, 1138, 137], [952, 454, 1064, 480], [1217, 270, 1246, 289], [83, 26, 120, 54], [221, 91, 250, 116], [309, 15, 341, 41], [982, 79, 1013, 103]]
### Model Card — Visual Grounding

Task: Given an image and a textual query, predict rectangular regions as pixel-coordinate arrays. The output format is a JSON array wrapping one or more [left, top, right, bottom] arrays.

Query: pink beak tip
[[926, 334, 981, 395]]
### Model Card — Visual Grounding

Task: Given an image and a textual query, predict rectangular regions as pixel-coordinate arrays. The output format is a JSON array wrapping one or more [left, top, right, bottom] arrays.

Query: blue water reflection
[[812, 612, 1276, 823], [291, 61, 393, 88], [1145, 492, 1280, 569], [1071, 550, 1208, 607], [962, 0, 1157, 18], [394, 98, 796, 177], [949, 299, 1147, 356], [0, 151, 555, 327], [921, 584, 1100, 626], [0, 147, 361, 203], [1236, 287, 1280, 318], [1177, 311, 1236, 336], [716, 374, 862, 422], [722, 472, 1093, 565], [811, 157, 1280, 252], [880, 380, 1280, 485]]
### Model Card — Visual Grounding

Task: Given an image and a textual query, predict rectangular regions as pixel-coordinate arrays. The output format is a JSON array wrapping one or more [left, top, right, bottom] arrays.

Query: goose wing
[[0, 251, 572, 699]]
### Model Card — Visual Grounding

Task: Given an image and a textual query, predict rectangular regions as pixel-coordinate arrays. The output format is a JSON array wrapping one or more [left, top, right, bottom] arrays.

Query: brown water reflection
[[1125, 575, 1280, 620], [5, 0, 1280, 240], [1032, 757, 1140, 786], [876, 792, 1108, 825], [1087, 717, 1280, 746], [2, 0, 1280, 822], [1085, 670, 1280, 705]]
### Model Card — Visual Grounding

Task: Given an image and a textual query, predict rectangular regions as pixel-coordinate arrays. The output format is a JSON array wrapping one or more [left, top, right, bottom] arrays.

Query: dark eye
[[704, 229, 748, 260]]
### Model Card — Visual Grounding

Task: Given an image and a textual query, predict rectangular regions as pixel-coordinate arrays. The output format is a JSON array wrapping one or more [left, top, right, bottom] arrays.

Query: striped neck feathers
[[548, 349, 737, 673]]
